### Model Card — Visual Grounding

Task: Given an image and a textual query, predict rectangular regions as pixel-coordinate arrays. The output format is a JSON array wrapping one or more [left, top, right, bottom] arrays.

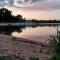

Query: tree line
[[0, 8, 60, 23]]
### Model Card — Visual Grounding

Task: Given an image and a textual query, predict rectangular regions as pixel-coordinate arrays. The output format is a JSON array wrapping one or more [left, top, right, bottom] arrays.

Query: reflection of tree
[[0, 25, 58, 35], [0, 26, 26, 35]]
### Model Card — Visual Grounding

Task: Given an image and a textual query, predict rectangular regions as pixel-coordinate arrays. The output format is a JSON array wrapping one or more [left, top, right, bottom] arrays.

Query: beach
[[0, 34, 50, 60]]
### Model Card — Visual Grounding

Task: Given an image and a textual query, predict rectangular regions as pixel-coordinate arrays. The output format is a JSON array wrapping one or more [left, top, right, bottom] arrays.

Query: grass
[[49, 53, 60, 60], [29, 56, 39, 60], [48, 27, 60, 60], [0, 56, 12, 60]]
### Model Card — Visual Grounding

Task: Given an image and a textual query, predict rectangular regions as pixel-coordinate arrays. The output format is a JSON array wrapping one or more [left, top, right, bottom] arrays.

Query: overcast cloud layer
[[0, 0, 60, 11]]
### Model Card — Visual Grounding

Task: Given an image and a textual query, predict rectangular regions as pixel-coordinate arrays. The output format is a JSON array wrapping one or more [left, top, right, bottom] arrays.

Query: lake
[[11, 25, 60, 42], [0, 25, 59, 42]]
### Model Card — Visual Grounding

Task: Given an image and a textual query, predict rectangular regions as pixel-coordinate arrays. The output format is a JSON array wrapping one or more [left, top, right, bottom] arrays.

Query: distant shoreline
[[0, 23, 60, 26]]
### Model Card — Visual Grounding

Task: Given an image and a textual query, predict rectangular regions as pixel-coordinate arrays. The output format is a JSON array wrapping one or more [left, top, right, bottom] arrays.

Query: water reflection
[[0, 24, 59, 35], [0, 24, 60, 42], [0, 26, 25, 35]]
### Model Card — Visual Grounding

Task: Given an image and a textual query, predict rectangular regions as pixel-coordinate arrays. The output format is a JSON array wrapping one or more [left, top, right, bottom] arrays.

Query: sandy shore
[[0, 34, 50, 60]]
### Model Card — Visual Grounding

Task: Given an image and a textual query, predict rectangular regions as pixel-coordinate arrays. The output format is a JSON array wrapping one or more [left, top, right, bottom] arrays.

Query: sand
[[0, 34, 50, 60]]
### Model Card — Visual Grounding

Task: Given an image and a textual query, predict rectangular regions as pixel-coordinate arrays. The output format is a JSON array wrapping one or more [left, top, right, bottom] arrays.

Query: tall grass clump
[[48, 27, 60, 60]]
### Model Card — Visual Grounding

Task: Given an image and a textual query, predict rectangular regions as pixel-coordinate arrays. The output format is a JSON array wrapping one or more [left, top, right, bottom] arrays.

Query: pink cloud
[[13, 0, 60, 11]]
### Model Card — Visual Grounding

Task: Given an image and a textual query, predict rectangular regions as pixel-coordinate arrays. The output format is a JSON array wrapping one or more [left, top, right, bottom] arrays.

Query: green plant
[[49, 54, 60, 60], [29, 56, 39, 60], [48, 27, 60, 60], [12, 36, 16, 41], [48, 29, 60, 54], [0, 56, 12, 60]]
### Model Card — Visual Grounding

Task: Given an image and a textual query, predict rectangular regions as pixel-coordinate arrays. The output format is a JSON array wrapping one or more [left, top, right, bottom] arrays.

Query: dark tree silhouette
[[0, 8, 24, 23], [0, 8, 60, 23], [16, 15, 24, 23]]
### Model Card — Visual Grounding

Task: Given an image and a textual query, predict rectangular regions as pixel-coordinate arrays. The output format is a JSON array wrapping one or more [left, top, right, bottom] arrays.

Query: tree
[[16, 15, 24, 22], [0, 8, 12, 17], [0, 8, 13, 22]]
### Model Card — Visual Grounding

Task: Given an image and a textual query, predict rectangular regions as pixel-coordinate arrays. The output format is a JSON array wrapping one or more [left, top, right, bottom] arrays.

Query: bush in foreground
[[0, 56, 12, 60], [48, 28, 60, 60]]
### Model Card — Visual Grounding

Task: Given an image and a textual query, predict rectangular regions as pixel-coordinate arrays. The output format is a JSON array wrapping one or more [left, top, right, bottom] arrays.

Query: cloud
[[12, 0, 60, 11], [0, 0, 60, 11], [0, 0, 6, 7], [0, 0, 4, 1]]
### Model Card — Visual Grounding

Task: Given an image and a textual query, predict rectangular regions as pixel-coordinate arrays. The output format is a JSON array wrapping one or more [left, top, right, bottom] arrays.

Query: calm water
[[0, 25, 60, 42], [12, 25, 60, 42]]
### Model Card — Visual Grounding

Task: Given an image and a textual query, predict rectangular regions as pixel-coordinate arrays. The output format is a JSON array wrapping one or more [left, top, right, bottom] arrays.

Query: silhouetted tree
[[0, 8, 24, 23], [16, 15, 25, 23]]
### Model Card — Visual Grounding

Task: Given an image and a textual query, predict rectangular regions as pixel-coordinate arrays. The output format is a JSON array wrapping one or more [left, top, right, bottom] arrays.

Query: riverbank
[[0, 34, 50, 60]]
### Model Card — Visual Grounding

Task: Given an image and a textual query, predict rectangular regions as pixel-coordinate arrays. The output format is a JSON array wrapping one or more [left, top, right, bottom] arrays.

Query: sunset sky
[[0, 0, 60, 20]]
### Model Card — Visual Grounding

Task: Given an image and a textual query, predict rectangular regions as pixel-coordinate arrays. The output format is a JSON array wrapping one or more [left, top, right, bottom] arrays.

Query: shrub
[[48, 27, 60, 60], [48, 29, 60, 54]]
